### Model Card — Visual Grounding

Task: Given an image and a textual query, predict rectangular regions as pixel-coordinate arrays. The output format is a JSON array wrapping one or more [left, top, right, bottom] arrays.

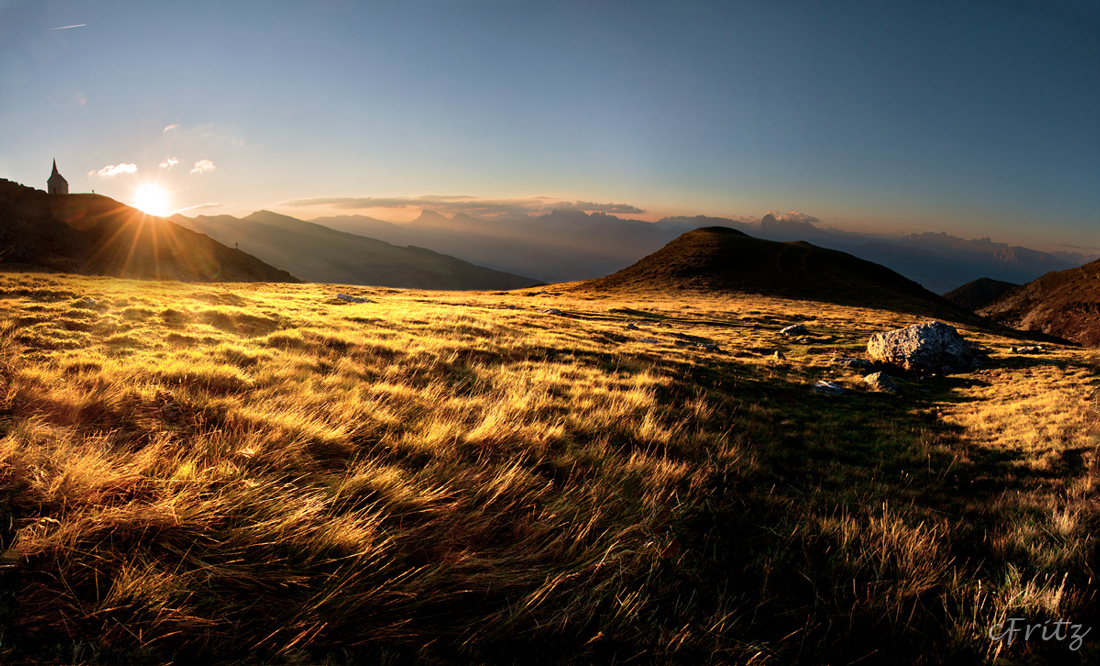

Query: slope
[[942, 278, 1020, 311], [978, 258, 1100, 346], [575, 226, 977, 320], [0, 179, 297, 282], [173, 211, 540, 290]]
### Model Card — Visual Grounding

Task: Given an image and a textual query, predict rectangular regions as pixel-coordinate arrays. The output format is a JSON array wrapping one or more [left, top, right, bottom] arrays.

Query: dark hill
[[173, 211, 539, 290], [0, 179, 296, 282], [576, 226, 976, 319], [978, 259, 1100, 346], [942, 278, 1020, 311]]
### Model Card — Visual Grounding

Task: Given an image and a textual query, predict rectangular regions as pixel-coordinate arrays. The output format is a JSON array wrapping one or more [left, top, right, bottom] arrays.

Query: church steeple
[[47, 159, 69, 195]]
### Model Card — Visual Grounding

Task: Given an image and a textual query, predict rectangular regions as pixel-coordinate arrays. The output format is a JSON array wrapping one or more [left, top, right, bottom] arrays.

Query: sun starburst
[[133, 184, 171, 217]]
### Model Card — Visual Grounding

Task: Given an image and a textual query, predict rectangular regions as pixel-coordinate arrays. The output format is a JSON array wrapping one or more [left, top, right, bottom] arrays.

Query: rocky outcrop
[[867, 321, 974, 372]]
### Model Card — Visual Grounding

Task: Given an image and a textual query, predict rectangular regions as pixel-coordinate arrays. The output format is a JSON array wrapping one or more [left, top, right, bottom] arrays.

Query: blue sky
[[1, 0, 1097, 251]]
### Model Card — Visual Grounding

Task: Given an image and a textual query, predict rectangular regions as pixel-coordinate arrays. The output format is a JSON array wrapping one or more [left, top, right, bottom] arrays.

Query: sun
[[133, 184, 171, 217]]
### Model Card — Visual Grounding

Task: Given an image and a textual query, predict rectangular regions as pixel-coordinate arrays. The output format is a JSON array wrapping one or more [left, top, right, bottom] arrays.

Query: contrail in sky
[[48, 24, 86, 31]]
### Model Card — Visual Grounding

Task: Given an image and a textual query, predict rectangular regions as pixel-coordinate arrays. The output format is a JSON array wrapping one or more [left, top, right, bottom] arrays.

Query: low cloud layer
[[171, 202, 224, 214], [88, 163, 137, 177], [281, 195, 644, 218], [190, 159, 216, 174], [765, 210, 822, 225]]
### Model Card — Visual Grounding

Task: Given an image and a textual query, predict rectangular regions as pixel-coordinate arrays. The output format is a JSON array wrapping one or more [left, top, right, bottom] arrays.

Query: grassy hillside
[[577, 227, 977, 322], [0, 180, 298, 283], [0, 271, 1097, 665], [979, 258, 1100, 347], [943, 278, 1021, 312]]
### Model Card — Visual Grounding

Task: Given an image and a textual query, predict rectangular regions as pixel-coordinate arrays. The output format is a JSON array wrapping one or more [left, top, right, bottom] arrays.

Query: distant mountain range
[[0, 179, 296, 282], [298, 209, 1096, 294], [171, 211, 539, 290], [573, 226, 974, 321]]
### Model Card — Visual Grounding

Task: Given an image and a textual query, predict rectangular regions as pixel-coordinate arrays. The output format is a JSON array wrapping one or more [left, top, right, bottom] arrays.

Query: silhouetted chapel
[[47, 160, 68, 195]]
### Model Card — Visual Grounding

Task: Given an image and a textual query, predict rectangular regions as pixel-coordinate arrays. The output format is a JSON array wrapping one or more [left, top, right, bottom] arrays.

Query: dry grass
[[0, 272, 1097, 665]]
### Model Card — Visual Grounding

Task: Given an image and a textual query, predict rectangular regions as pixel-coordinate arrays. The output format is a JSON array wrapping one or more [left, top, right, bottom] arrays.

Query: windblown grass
[[0, 272, 1096, 664]]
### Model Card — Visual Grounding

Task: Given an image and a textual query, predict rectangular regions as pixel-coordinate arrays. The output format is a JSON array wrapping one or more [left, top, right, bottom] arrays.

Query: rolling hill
[[942, 277, 1020, 311], [172, 210, 540, 290], [0, 179, 297, 282], [574, 226, 977, 320], [978, 258, 1100, 346]]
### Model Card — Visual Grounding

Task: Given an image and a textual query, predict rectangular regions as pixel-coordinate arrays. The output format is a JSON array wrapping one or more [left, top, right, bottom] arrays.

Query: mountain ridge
[[573, 226, 977, 321], [0, 179, 297, 282], [977, 259, 1100, 346], [173, 210, 539, 290]]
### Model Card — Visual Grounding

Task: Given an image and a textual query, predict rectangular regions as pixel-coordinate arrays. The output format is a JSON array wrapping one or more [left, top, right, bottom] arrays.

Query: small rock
[[812, 381, 845, 395], [540, 308, 565, 315], [772, 351, 786, 361], [637, 337, 660, 344], [863, 371, 899, 394], [781, 324, 808, 337], [626, 323, 640, 330], [335, 293, 374, 303], [1014, 346, 1043, 354], [832, 356, 872, 369], [84, 297, 97, 306]]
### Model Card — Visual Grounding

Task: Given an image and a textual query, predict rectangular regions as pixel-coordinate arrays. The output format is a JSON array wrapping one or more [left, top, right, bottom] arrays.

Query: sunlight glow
[[133, 184, 171, 217]]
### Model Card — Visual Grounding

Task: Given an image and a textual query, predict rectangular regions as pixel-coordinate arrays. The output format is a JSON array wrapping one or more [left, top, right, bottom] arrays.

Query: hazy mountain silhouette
[[574, 226, 976, 320], [310, 209, 1092, 293], [0, 179, 297, 282], [977, 259, 1100, 346], [172, 211, 539, 290], [759, 212, 826, 238], [747, 221, 1091, 293], [942, 278, 1020, 312], [311, 209, 680, 283]]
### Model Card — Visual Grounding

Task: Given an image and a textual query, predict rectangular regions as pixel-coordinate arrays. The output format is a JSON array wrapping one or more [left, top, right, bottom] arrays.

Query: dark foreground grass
[[0, 272, 1097, 665]]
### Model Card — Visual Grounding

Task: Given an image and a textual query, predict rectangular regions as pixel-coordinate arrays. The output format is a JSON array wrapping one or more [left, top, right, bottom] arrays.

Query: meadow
[[0, 271, 1096, 665]]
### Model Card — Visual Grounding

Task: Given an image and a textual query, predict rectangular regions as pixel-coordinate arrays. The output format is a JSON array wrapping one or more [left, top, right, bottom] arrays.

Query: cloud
[[88, 163, 137, 177], [280, 194, 645, 219], [159, 156, 179, 168], [190, 159, 216, 174], [766, 210, 822, 225], [163, 124, 179, 132], [560, 201, 646, 215], [47, 24, 86, 31], [171, 202, 225, 214]]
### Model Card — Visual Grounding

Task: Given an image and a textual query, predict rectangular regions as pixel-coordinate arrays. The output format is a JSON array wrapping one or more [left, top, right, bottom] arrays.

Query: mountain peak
[[575, 226, 971, 319]]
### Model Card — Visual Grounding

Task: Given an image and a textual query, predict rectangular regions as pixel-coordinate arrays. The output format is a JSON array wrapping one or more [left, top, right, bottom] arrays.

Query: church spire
[[48, 159, 69, 195]]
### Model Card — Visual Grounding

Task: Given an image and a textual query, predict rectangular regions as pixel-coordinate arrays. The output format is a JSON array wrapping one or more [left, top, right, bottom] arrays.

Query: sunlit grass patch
[[0, 272, 1096, 664]]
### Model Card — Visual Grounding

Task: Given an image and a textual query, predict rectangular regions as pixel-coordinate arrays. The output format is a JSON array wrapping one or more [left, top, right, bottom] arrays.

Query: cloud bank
[[190, 159, 216, 174], [280, 195, 644, 218], [171, 202, 225, 214], [765, 210, 822, 225], [88, 163, 137, 177]]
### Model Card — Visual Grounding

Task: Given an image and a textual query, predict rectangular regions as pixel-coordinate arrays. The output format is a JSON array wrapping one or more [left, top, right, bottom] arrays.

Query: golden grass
[[0, 272, 1097, 664]]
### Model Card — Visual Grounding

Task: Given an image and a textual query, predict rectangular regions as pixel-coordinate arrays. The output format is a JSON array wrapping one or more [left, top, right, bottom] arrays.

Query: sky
[[1, 0, 1097, 252]]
